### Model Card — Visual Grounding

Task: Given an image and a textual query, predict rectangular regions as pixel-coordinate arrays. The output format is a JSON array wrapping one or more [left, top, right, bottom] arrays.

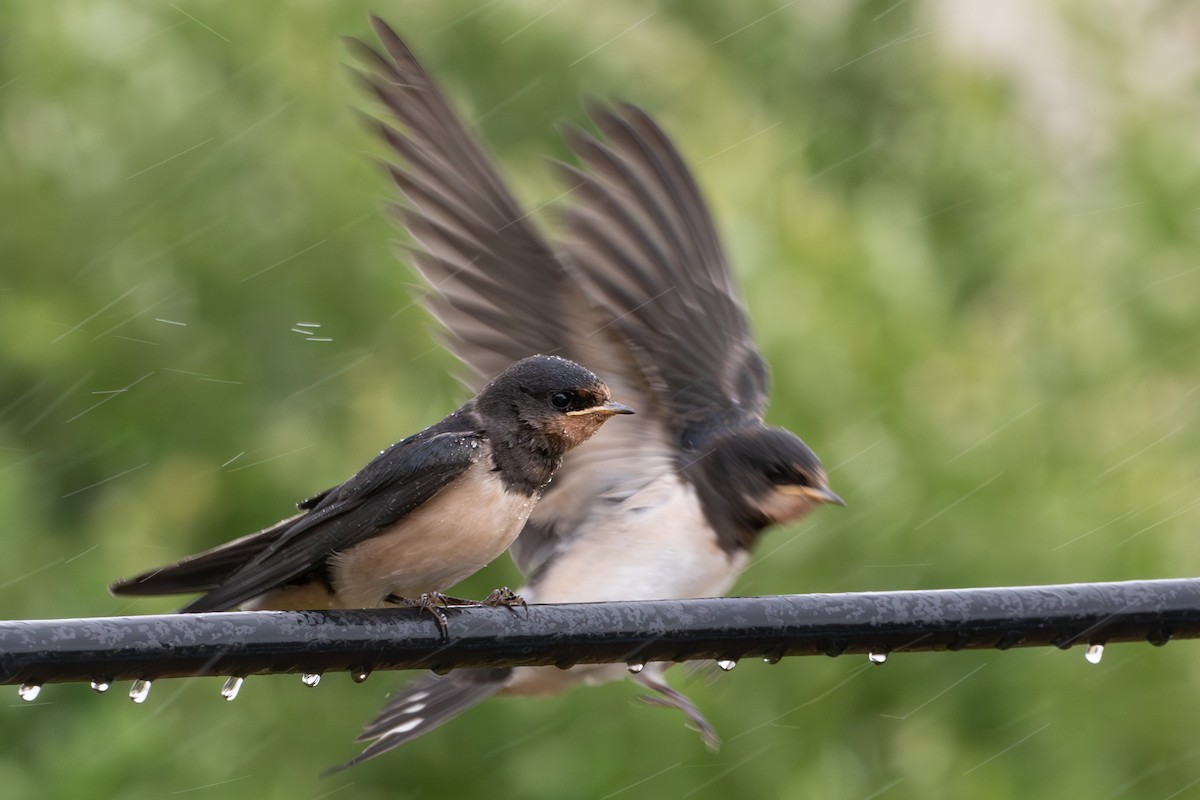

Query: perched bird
[[332, 18, 842, 770], [109, 355, 632, 614]]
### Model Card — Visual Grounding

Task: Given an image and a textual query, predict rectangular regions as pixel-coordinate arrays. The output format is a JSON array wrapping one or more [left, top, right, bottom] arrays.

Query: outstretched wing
[[348, 16, 572, 383], [559, 102, 771, 441], [111, 426, 482, 612]]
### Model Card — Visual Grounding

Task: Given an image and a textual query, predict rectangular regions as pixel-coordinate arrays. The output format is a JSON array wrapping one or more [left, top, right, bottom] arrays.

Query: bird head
[[476, 355, 634, 452], [749, 431, 843, 524], [690, 425, 842, 537]]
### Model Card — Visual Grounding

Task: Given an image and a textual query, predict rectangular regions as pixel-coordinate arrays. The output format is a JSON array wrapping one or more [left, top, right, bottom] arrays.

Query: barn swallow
[[333, 17, 841, 769], [109, 355, 632, 614]]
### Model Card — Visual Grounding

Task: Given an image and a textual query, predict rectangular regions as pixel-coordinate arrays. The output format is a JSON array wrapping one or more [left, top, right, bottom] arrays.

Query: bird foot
[[384, 592, 462, 638], [383, 588, 528, 636], [635, 670, 722, 751], [481, 586, 529, 616]]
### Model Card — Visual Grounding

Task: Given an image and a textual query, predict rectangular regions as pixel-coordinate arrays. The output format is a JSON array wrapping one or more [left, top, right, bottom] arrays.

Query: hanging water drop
[[351, 667, 372, 684], [626, 661, 646, 674], [762, 654, 782, 665], [824, 639, 849, 658], [17, 683, 41, 702], [1147, 627, 1172, 647], [129, 679, 152, 704], [868, 651, 888, 665], [90, 680, 111, 694], [301, 673, 322, 687], [221, 677, 244, 701], [1084, 644, 1104, 665], [716, 659, 738, 672]]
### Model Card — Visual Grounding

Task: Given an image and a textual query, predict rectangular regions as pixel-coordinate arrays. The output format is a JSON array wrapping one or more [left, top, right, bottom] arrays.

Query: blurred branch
[[2, 578, 1198, 694]]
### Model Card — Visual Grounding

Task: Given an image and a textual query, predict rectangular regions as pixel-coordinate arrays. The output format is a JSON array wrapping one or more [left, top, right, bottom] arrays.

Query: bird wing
[[112, 426, 483, 612], [351, 19, 680, 580], [347, 16, 571, 382], [558, 102, 771, 441]]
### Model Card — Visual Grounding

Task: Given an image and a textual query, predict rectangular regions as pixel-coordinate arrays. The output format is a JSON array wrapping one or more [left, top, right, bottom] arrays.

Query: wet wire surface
[[2, 578, 1198, 691]]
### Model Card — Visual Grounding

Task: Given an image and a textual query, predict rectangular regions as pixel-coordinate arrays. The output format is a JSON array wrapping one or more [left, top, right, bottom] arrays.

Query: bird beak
[[566, 401, 635, 417], [780, 484, 845, 506]]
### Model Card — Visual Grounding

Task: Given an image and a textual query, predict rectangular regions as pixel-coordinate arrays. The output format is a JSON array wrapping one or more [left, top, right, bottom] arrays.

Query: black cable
[[2, 578, 1196, 695]]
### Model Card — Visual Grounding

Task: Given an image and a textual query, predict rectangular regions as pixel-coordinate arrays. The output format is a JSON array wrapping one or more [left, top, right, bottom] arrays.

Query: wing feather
[[560, 103, 771, 438], [348, 17, 570, 382]]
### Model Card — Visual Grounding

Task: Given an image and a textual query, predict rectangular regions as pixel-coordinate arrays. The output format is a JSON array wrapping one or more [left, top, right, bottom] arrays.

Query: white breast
[[505, 471, 745, 696], [528, 471, 745, 604], [328, 457, 535, 608]]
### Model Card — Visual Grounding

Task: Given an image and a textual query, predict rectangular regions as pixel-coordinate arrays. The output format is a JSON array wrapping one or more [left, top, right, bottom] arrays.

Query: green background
[[3, 1, 1199, 798]]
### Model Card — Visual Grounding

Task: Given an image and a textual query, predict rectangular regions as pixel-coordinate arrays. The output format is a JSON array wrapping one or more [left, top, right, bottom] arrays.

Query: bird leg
[[634, 670, 722, 751]]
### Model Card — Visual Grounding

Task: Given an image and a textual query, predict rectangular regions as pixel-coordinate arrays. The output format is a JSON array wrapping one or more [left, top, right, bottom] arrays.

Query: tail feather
[[325, 668, 512, 773], [108, 512, 304, 598]]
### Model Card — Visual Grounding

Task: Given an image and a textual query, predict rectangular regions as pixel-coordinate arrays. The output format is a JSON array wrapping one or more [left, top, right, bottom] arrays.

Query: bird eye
[[549, 391, 573, 410], [765, 464, 811, 486]]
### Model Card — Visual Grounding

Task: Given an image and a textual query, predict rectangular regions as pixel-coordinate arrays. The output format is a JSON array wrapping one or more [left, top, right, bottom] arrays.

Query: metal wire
[[2, 578, 1197, 691]]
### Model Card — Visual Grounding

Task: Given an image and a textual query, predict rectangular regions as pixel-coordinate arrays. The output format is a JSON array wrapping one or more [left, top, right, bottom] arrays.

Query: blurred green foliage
[[2, 1, 1199, 798]]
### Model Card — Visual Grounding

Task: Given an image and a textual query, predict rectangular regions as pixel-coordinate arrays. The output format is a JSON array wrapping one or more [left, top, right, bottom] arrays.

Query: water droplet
[[129, 679, 152, 704], [823, 638, 849, 657], [626, 661, 645, 674], [90, 680, 111, 694], [301, 672, 321, 687], [868, 651, 888, 665], [1084, 644, 1104, 665], [221, 676, 244, 700], [762, 654, 782, 665], [17, 683, 41, 702], [945, 633, 969, 651], [350, 667, 372, 684], [995, 631, 1024, 650], [716, 659, 738, 672]]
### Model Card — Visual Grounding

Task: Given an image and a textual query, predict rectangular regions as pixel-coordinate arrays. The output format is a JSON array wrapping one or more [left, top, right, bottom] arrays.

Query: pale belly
[[327, 462, 536, 608], [506, 473, 746, 696], [528, 473, 744, 604]]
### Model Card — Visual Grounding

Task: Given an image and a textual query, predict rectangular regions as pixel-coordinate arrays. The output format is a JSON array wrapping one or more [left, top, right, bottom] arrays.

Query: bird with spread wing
[[333, 16, 842, 770]]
